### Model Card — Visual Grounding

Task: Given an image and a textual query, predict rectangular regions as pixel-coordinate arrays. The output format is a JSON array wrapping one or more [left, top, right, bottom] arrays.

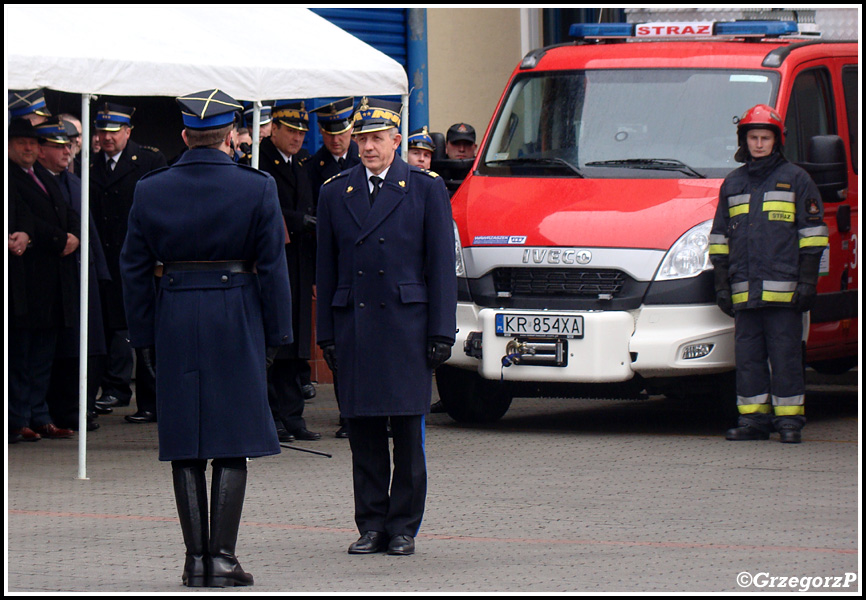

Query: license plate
[[495, 313, 584, 338]]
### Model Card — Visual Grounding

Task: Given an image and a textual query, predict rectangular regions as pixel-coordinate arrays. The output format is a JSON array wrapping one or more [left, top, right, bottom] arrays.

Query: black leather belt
[[161, 260, 255, 274]]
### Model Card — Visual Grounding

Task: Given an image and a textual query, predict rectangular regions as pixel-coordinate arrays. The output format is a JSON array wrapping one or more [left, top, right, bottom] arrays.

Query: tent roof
[[6, 5, 407, 100]]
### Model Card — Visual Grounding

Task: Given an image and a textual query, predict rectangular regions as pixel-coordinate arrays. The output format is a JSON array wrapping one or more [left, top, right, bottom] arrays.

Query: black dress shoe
[[301, 384, 316, 400], [387, 534, 415, 556], [430, 400, 446, 414], [96, 394, 129, 409], [290, 428, 322, 441], [276, 428, 295, 443], [725, 425, 770, 441], [348, 531, 387, 554], [335, 426, 349, 439], [94, 404, 113, 415], [125, 410, 157, 424]]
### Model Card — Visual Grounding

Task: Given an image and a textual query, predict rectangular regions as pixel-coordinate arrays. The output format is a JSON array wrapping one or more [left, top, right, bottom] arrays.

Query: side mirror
[[798, 135, 848, 204]]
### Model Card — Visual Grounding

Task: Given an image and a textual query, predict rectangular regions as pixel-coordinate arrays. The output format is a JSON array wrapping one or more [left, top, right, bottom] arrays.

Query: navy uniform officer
[[316, 97, 458, 556], [258, 100, 321, 442], [120, 89, 293, 587], [709, 104, 828, 444], [306, 97, 362, 435], [406, 126, 435, 171], [306, 97, 361, 205], [90, 102, 167, 422]]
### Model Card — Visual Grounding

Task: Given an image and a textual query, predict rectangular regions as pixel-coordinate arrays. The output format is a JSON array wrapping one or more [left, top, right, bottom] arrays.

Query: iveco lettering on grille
[[522, 249, 592, 265]]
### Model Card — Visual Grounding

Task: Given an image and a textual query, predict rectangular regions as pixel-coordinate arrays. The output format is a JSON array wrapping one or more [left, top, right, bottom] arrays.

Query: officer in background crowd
[[406, 126, 435, 170], [709, 104, 828, 444], [243, 102, 273, 141], [90, 102, 167, 423], [316, 97, 457, 556], [259, 100, 321, 442], [307, 97, 360, 205], [36, 118, 110, 432], [444, 122, 477, 159], [120, 89, 293, 587]]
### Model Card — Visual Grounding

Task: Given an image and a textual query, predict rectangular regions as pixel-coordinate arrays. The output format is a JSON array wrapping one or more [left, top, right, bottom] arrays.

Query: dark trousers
[[47, 354, 107, 426], [267, 357, 307, 432], [9, 327, 58, 429], [348, 415, 426, 537], [133, 347, 157, 413], [735, 307, 806, 430], [100, 328, 134, 402]]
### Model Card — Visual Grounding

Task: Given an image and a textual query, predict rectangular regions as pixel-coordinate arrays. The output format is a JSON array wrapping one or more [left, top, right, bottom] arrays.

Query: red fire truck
[[438, 19, 858, 422]]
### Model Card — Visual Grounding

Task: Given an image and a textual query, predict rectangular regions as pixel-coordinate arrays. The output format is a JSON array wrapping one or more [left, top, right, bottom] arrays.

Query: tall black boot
[[207, 461, 254, 587], [171, 463, 208, 587]]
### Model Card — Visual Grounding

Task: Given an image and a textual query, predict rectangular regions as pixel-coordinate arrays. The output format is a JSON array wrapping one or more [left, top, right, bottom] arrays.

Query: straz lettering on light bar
[[635, 22, 713, 37]]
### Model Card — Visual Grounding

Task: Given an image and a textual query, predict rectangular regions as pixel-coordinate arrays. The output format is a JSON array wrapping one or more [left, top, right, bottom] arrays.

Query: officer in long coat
[[306, 97, 362, 436], [90, 102, 167, 421], [316, 98, 457, 556], [258, 100, 320, 441], [120, 90, 293, 588]]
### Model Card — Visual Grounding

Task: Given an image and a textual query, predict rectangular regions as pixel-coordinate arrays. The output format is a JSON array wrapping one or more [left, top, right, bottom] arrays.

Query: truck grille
[[493, 268, 626, 298]]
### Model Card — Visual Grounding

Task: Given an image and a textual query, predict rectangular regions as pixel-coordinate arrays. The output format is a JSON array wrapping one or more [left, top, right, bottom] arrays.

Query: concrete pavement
[[6, 370, 860, 593]]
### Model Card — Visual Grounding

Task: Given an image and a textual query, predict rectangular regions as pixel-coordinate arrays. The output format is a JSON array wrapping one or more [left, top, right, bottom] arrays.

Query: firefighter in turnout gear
[[709, 104, 828, 444]]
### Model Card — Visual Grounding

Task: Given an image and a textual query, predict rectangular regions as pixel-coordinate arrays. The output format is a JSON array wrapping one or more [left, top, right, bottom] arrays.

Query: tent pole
[[401, 94, 409, 160], [78, 94, 92, 480], [251, 102, 261, 169]]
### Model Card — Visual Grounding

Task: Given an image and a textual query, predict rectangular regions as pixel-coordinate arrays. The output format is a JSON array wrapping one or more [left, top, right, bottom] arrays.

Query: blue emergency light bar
[[570, 20, 799, 40]]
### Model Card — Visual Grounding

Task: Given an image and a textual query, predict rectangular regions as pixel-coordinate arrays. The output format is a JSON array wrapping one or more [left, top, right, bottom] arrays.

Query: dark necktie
[[28, 169, 48, 195], [369, 175, 382, 206], [108, 157, 116, 171], [338, 157, 346, 170]]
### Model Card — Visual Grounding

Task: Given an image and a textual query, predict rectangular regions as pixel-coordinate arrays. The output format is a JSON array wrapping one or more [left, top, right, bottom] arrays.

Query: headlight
[[454, 220, 466, 277], [655, 220, 712, 281]]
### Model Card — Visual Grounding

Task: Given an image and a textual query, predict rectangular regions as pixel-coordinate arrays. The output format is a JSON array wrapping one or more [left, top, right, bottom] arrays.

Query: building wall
[[426, 8, 524, 141]]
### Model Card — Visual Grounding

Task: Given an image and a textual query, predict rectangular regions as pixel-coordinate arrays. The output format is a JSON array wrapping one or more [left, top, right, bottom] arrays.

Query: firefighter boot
[[775, 415, 805, 444], [207, 462, 254, 587], [726, 414, 772, 441], [171, 464, 209, 587]]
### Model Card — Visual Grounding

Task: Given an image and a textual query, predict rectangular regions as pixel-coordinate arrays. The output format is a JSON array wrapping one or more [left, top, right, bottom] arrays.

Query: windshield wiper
[[585, 158, 705, 179], [486, 157, 584, 178]]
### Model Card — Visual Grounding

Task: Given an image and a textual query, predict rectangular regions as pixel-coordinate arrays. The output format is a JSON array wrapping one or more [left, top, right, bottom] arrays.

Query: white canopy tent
[[7, 4, 409, 478]]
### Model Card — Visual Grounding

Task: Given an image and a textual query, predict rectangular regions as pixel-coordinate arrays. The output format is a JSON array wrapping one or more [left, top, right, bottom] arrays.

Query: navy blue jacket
[[316, 154, 457, 417], [120, 148, 293, 460]]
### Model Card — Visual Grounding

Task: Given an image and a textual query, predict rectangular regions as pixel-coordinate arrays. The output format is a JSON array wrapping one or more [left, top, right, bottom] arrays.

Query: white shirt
[[365, 165, 391, 194]]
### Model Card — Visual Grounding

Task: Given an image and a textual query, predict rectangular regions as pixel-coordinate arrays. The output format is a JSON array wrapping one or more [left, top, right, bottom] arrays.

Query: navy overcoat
[[120, 149, 293, 461], [316, 155, 457, 417]]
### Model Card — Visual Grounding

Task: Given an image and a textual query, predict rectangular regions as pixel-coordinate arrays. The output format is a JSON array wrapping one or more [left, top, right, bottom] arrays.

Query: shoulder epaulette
[[140, 145, 162, 154], [323, 171, 350, 186]]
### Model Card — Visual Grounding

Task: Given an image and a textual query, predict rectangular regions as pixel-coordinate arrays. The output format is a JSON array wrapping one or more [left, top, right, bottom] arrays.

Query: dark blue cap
[[9, 88, 51, 118], [311, 98, 355, 134], [177, 90, 242, 130]]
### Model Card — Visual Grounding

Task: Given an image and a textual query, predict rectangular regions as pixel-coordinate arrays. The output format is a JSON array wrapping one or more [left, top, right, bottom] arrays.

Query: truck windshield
[[480, 69, 779, 179]]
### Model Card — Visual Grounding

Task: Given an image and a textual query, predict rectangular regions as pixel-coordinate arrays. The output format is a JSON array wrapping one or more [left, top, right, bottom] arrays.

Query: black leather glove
[[794, 283, 817, 313], [321, 344, 338, 373], [140, 346, 156, 380], [716, 289, 735, 317], [266, 346, 280, 369], [302, 214, 317, 231], [713, 262, 735, 317], [795, 253, 821, 313], [427, 340, 453, 370]]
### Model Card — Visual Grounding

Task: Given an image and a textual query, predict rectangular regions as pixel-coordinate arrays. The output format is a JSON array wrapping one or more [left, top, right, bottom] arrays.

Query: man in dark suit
[[90, 103, 167, 422], [316, 98, 458, 556], [258, 100, 320, 442], [8, 118, 78, 442], [120, 89, 293, 587]]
